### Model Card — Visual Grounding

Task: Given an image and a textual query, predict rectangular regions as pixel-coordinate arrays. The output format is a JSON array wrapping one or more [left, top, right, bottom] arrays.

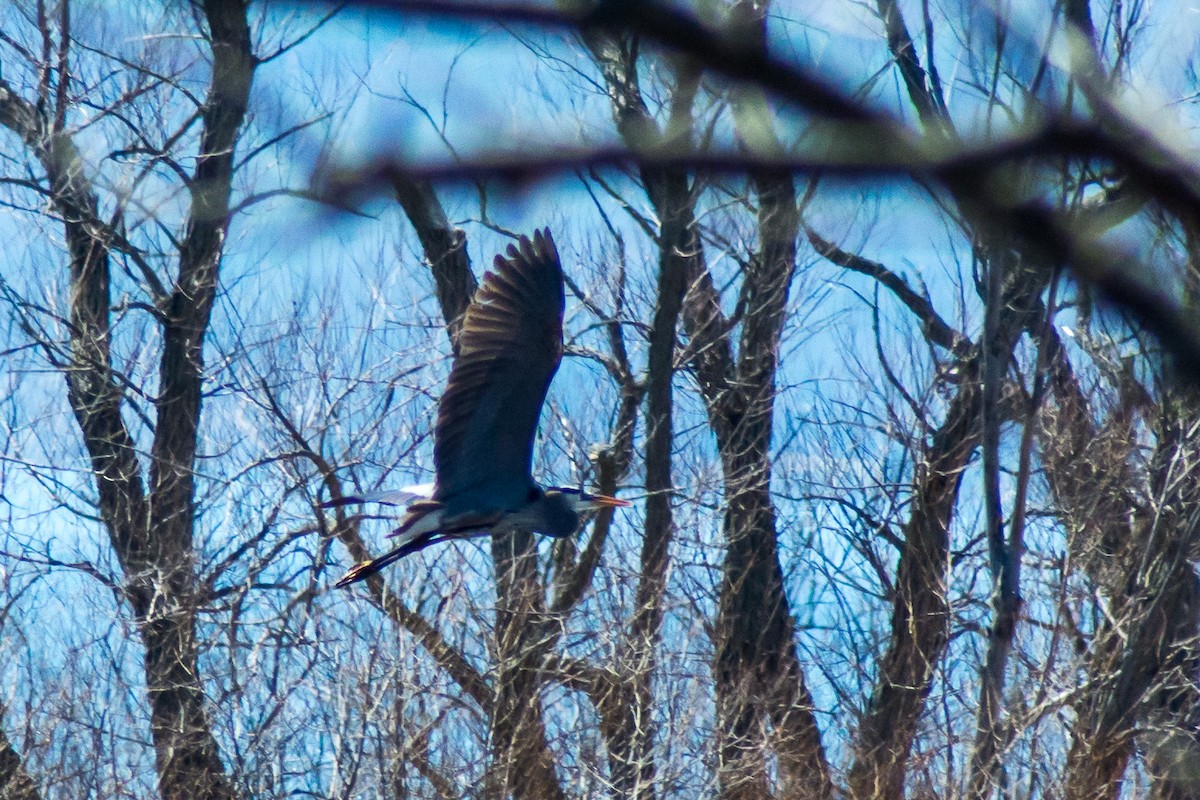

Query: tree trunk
[[0, 726, 39, 800], [486, 531, 566, 800], [847, 364, 979, 800]]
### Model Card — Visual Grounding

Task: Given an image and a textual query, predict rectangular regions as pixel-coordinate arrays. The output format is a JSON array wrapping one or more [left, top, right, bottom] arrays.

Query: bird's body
[[331, 230, 627, 587]]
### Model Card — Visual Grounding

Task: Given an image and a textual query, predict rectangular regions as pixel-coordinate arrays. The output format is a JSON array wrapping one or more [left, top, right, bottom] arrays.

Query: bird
[[329, 229, 629, 587]]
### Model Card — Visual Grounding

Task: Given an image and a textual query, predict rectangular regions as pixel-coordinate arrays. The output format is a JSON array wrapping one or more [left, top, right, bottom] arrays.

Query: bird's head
[[534, 487, 630, 537]]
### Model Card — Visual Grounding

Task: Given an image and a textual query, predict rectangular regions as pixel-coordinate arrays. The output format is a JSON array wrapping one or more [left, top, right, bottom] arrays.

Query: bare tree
[[1, 2, 253, 798]]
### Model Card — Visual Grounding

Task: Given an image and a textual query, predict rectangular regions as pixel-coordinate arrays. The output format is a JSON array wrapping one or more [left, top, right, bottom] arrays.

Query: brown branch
[[965, 278, 1055, 800], [403, 725, 461, 800], [544, 653, 643, 779], [875, 0, 952, 134], [318, 124, 1200, 387], [549, 418, 634, 614], [578, 24, 693, 800], [313, 114, 1197, 209], [305, 0, 884, 124], [391, 174, 477, 349], [806, 227, 969, 358], [556, 252, 644, 611]]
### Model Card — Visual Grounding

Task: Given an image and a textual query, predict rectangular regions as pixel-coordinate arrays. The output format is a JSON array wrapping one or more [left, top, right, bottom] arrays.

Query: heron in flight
[[330, 229, 629, 587]]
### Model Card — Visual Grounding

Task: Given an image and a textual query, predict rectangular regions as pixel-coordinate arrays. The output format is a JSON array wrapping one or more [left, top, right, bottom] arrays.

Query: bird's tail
[[321, 496, 363, 509], [334, 502, 448, 589], [334, 542, 423, 588]]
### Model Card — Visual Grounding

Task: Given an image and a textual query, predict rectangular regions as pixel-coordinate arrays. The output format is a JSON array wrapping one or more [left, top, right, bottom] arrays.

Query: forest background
[[3, 1, 1200, 799]]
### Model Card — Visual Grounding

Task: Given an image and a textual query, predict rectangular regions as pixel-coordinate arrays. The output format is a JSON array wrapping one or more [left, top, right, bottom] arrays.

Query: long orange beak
[[590, 493, 631, 508]]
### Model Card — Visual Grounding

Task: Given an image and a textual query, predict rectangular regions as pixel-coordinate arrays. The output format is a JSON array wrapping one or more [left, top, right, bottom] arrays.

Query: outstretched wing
[[433, 229, 564, 510]]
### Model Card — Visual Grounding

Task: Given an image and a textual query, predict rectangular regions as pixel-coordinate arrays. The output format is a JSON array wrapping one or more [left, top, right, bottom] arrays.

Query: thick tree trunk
[[697, 188, 830, 799], [619, 197, 692, 800], [714, 472, 828, 800], [707, 22, 833, 785], [847, 366, 979, 800], [485, 531, 566, 800]]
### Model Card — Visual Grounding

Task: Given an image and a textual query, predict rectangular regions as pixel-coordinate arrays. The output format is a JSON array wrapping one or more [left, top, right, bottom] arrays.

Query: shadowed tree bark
[[392, 176, 478, 348], [1031, 316, 1200, 800], [0, 725, 39, 800]]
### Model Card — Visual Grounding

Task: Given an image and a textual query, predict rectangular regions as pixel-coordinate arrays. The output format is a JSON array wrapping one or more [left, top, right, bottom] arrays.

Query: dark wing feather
[[433, 229, 564, 511]]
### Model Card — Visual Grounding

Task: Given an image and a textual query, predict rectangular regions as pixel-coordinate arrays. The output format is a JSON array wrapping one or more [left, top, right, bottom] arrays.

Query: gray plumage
[[331, 230, 627, 587]]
